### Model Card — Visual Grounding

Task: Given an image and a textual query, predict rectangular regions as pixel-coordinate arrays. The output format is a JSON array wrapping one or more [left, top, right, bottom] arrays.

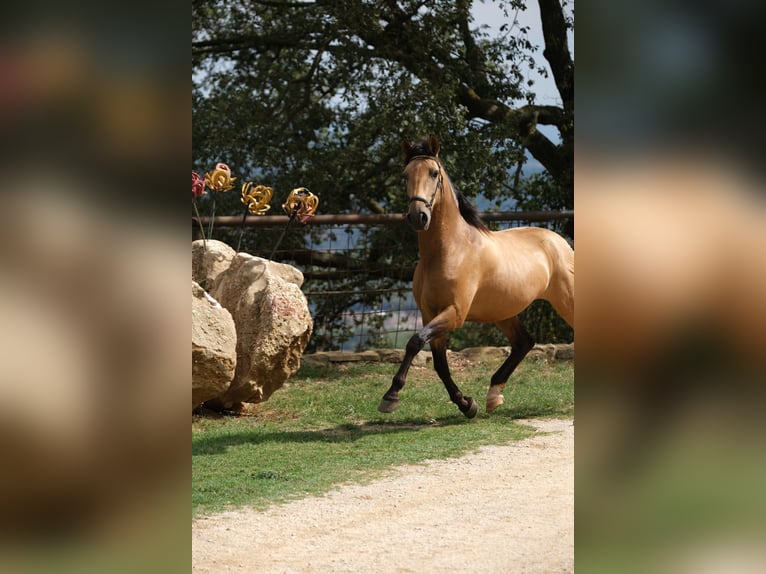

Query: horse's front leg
[[379, 306, 476, 418], [378, 327, 427, 413]]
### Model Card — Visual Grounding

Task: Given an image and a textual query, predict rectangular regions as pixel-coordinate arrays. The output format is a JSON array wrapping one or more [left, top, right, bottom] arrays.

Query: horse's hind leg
[[486, 316, 534, 413], [431, 337, 478, 418]]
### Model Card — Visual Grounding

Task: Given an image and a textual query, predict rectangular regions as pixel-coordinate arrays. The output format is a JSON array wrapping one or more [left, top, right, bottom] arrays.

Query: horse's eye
[[430, 169, 438, 178]]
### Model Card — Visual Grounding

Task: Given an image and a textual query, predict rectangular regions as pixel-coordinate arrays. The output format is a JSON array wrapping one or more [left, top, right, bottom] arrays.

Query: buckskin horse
[[378, 135, 574, 418]]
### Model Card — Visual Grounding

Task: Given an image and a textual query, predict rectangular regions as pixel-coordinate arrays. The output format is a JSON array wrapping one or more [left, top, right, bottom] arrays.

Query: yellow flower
[[241, 182, 273, 215], [282, 187, 319, 224], [204, 162, 236, 192]]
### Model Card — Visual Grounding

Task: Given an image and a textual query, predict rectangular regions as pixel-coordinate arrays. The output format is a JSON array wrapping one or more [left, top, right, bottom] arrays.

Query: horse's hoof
[[486, 384, 505, 413], [486, 394, 504, 413], [462, 396, 478, 419], [378, 398, 400, 413]]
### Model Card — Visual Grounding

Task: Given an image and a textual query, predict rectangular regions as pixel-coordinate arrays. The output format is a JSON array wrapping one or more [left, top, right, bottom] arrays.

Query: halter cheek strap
[[406, 156, 443, 208]]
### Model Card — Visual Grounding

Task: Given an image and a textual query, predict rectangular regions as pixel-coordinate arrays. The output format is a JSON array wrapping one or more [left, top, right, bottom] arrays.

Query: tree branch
[[458, 84, 564, 125], [537, 0, 573, 110], [192, 34, 298, 56], [289, 250, 415, 282], [456, 0, 492, 95], [523, 130, 565, 182]]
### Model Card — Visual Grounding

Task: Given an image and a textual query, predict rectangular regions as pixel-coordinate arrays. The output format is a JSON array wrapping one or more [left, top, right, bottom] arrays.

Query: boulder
[[192, 281, 237, 410], [209, 253, 313, 407], [258, 258, 304, 289], [192, 239, 304, 291], [192, 239, 236, 292]]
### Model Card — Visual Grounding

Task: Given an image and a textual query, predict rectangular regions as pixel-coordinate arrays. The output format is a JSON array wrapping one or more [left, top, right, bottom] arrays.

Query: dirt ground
[[192, 418, 573, 573]]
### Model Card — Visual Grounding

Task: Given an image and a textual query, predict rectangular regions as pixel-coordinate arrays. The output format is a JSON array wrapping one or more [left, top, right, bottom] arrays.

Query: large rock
[[209, 253, 313, 407], [192, 239, 304, 291], [253, 257, 304, 288], [192, 239, 236, 292], [192, 281, 237, 410]]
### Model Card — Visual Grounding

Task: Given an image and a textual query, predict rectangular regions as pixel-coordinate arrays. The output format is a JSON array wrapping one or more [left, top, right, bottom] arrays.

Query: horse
[[378, 135, 574, 418]]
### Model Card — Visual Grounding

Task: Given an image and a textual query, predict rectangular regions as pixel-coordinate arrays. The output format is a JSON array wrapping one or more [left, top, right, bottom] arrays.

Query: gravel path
[[192, 418, 573, 573]]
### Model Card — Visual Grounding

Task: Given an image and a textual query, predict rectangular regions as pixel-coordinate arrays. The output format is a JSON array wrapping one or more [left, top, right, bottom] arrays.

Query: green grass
[[192, 356, 573, 517]]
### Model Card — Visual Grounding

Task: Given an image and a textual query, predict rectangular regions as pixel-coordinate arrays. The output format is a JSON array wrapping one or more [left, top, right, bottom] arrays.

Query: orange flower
[[241, 182, 273, 215], [204, 162, 236, 192], [282, 187, 319, 224]]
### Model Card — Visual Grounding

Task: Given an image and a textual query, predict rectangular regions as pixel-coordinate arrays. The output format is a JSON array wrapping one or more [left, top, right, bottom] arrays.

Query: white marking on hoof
[[486, 384, 505, 413]]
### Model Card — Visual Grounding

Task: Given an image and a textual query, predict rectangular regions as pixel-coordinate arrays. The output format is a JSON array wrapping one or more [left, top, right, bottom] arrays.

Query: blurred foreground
[[576, 152, 766, 573], [0, 188, 188, 573], [577, 0, 766, 569], [0, 4, 188, 573]]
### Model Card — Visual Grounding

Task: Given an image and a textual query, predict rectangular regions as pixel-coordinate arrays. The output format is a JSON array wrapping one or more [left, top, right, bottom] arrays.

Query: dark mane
[[455, 189, 489, 233]]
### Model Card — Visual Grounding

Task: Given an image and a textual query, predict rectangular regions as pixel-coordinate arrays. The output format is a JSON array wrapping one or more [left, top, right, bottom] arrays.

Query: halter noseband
[[406, 155, 443, 208]]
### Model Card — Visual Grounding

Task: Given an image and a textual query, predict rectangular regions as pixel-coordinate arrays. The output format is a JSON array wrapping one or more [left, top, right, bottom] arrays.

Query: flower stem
[[236, 205, 249, 252], [268, 207, 298, 261], [193, 199, 207, 251], [207, 197, 216, 240]]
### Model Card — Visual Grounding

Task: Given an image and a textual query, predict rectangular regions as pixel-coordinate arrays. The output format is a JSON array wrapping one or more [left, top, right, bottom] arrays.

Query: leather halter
[[406, 155, 443, 208]]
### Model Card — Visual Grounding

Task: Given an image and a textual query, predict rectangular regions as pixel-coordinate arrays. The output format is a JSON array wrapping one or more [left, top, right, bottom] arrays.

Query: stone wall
[[301, 343, 573, 368]]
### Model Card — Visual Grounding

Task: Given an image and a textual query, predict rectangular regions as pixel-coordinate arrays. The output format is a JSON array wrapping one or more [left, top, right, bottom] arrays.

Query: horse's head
[[401, 134, 443, 231]]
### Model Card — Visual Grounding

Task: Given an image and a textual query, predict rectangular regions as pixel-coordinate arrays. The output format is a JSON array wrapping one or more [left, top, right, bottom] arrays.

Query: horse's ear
[[401, 138, 412, 165], [427, 134, 440, 157]]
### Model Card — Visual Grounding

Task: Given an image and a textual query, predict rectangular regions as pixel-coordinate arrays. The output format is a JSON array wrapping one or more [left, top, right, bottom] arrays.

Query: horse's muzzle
[[407, 205, 430, 231]]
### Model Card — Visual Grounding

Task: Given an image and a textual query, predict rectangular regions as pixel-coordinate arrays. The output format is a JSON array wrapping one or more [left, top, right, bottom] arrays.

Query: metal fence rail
[[199, 210, 573, 227], [194, 210, 573, 351]]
